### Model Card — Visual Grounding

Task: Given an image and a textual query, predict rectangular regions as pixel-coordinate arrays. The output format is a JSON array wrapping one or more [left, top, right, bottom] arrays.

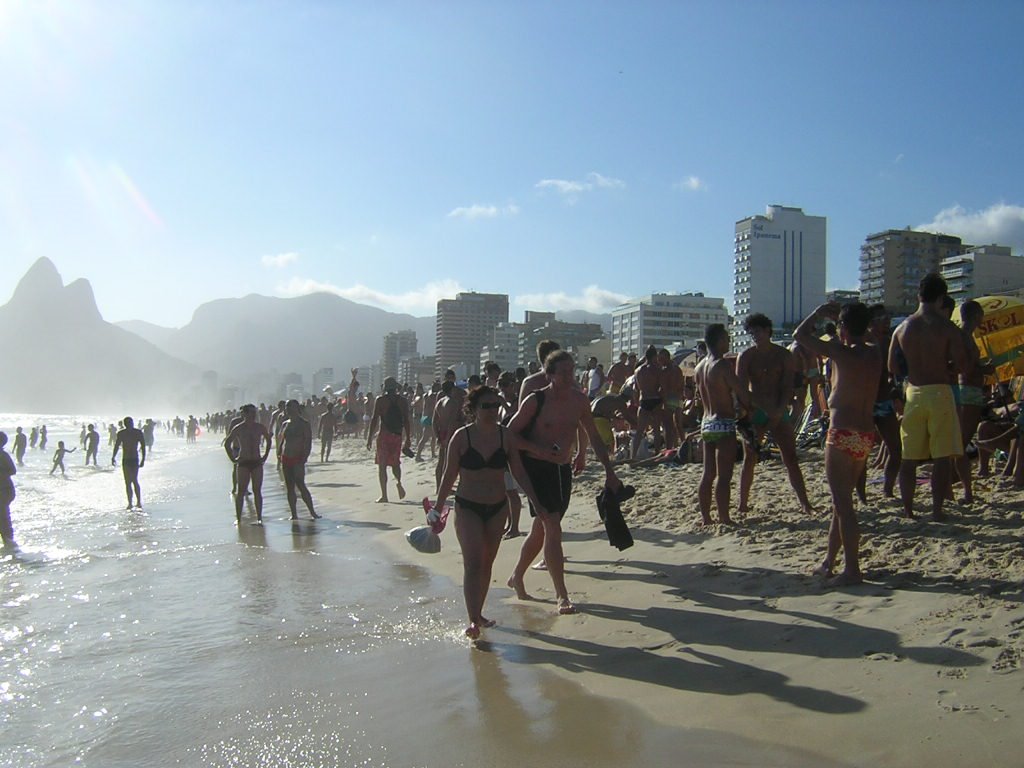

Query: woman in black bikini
[[431, 386, 545, 639]]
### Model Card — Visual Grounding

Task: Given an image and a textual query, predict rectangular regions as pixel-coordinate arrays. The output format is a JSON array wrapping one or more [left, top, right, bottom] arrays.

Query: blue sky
[[2, 0, 1022, 327]]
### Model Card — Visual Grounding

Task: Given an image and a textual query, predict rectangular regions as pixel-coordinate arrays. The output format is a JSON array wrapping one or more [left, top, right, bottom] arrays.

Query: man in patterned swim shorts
[[795, 301, 882, 587]]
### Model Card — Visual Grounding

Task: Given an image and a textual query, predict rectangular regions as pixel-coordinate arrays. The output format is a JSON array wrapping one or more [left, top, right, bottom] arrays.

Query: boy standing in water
[[50, 441, 76, 476]]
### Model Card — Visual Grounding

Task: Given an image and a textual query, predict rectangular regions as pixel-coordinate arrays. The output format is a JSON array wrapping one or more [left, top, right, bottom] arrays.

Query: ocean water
[[0, 415, 836, 768]]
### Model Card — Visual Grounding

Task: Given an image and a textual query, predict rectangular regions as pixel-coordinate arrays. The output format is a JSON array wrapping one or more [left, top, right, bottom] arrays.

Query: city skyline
[[2, 2, 1022, 328]]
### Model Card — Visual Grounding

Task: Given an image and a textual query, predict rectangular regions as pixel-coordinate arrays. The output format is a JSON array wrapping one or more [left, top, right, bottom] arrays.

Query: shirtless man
[[506, 350, 623, 615], [632, 345, 663, 458], [658, 348, 685, 449], [796, 303, 881, 586], [737, 313, 814, 516], [868, 305, 902, 498], [889, 273, 966, 520], [0, 432, 15, 546], [415, 382, 440, 461], [952, 300, 990, 505], [520, 341, 560, 402], [12, 427, 26, 467], [788, 339, 819, 428], [695, 324, 751, 525], [84, 424, 100, 466], [432, 381, 463, 488], [318, 402, 338, 463], [224, 404, 273, 524], [367, 377, 412, 503], [606, 352, 630, 395], [269, 400, 287, 469], [279, 399, 321, 520], [590, 391, 635, 457], [112, 416, 146, 509]]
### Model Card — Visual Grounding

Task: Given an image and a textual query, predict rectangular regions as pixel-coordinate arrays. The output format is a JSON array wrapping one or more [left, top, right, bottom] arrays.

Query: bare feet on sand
[[375, 496, 388, 503], [827, 572, 864, 588], [465, 622, 481, 640], [506, 574, 530, 600], [397, 483, 406, 500], [557, 598, 577, 615], [812, 563, 834, 578]]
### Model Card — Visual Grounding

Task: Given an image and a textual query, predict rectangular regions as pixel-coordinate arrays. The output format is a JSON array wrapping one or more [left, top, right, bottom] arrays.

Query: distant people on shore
[[319, 402, 338, 463], [0, 432, 16, 547], [367, 377, 412, 503], [49, 441, 76, 476], [112, 416, 146, 510]]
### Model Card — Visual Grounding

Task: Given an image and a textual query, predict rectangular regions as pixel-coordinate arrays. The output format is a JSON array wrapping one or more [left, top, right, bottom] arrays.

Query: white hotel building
[[611, 293, 729, 355], [733, 205, 827, 346]]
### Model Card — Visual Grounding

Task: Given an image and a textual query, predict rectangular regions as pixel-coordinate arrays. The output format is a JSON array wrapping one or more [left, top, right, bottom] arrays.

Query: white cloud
[[261, 251, 299, 268], [917, 203, 1024, 252], [447, 203, 520, 220], [674, 175, 705, 192], [514, 284, 630, 313], [535, 172, 625, 203], [275, 277, 465, 315]]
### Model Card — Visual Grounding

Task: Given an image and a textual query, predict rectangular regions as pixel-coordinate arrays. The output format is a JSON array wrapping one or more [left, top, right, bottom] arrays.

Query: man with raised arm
[[796, 303, 881, 586], [889, 273, 966, 520]]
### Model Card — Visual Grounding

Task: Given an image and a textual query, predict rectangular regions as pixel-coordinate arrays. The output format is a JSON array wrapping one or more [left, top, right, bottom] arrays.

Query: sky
[[2, 0, 1023, 328]]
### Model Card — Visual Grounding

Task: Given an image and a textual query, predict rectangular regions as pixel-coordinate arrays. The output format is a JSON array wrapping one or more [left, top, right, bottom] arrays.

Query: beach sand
[[312, 436, 1024, 767]]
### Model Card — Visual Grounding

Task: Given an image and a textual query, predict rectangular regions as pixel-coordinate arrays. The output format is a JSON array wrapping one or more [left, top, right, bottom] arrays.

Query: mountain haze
[[139, 293, 436, 379], [0, 258, 198, 413]]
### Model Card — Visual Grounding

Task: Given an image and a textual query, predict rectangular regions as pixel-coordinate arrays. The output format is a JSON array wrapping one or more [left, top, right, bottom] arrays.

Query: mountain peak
[[9, 257, 63, 305]]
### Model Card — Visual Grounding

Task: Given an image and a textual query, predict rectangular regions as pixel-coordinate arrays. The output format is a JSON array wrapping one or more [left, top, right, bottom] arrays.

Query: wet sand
[[314, 436, 1024, 768]]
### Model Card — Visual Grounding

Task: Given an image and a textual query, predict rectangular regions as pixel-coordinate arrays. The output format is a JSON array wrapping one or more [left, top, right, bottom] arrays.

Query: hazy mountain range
[[1, 258, 612, 413]]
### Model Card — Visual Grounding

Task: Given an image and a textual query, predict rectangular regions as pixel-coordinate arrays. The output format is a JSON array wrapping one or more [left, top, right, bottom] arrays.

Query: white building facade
[[940, 245, 1024, 303], [611, 293, 729, 355], [734, 205, 827, 344]]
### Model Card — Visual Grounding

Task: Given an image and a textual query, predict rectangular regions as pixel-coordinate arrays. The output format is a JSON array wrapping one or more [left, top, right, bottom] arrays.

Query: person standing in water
[[49, 441, 76, 476], [112, 416, 146, 509], [0, 432, 16, 547], [367, 377, 412, 503], [84, 424, 100, 466], [39, 425, 48, 451], [224, 404, 273, 525], [13, 427, 27, 467], [279, 400, 320, 520]]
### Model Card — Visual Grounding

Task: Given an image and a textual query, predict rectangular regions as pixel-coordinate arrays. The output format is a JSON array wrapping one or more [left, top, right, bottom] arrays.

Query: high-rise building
[[397, 355, 437, 388], [312, 367, 335, 395], [733, 205, 827, 345], [859, 229, 965, 315], [382, 330, 417, 381], [435, 292, 509, 376], [612, 293, 729, 355], [940, 245, 1024, 304]]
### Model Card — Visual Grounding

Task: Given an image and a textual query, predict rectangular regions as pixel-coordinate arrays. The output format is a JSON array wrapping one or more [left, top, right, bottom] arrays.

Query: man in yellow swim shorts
[[888, 273, 967, 521]]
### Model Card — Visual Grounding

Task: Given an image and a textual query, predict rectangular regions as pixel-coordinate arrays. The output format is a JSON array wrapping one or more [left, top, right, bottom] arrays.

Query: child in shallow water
[[50, 441, 76, 476]]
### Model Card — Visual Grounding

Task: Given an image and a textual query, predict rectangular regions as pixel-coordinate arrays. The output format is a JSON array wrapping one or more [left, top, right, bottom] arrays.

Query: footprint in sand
[[991, 647, 1022, 674]]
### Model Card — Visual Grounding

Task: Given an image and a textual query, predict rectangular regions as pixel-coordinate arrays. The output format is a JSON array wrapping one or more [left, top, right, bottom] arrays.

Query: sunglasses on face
[[479, 401, 501, 410]]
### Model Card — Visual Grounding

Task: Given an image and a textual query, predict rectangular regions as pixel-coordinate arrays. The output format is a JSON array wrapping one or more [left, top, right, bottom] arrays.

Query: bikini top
[[459, 427, 508, 471]]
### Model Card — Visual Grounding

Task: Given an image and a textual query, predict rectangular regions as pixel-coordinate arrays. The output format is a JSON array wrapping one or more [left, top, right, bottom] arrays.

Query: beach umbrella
[[954, 295, 1024, 383]]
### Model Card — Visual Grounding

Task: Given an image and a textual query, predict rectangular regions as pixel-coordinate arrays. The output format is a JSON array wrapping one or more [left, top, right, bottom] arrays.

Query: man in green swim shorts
[[889, 273, 967, 520], [696, 324, 752, 525], [737, 314, 815, 516]]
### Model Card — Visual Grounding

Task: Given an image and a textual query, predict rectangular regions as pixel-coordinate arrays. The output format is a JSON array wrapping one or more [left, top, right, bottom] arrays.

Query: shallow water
[[0, 415, 841, 767]]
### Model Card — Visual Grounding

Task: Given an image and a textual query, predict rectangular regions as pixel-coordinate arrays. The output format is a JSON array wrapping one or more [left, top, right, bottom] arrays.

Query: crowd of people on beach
[[2, 272, 1014, 642]]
